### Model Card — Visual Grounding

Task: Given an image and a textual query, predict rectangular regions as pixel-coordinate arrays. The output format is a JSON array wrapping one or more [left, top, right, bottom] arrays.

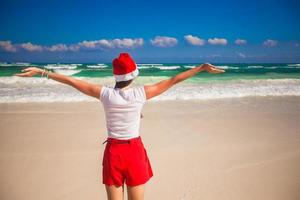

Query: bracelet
[[46, 70, 51, 79], [41, 69, 46, 77]]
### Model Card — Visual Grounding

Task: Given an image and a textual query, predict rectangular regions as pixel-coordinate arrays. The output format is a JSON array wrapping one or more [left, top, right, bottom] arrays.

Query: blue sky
[[0, 0, 300, 63]]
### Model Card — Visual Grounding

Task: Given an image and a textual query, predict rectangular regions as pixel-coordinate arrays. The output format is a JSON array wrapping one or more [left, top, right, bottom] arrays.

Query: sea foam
[[86, 64, 108, 68], [1, 77, 300, 103], [44, 64, 80, 69], [288, 64, 300, 67], [156, 66, 181, 70], [0, 62, 32, 67]]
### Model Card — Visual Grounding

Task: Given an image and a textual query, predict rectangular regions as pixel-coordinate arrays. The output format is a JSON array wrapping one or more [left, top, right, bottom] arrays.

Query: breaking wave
[[1, 77, 300, 103]]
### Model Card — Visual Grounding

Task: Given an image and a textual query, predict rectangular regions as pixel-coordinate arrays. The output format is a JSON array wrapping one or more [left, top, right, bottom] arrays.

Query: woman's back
[[100, 85, 146, 140]]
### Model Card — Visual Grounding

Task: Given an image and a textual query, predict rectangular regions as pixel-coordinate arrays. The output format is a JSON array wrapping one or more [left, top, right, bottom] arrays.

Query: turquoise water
[[1, 62, 300, 102], [1, 63, 300, 81]]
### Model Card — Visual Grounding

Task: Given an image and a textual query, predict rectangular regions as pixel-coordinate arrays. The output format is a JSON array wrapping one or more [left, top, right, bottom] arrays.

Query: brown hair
[[114, 79, 133, 89]]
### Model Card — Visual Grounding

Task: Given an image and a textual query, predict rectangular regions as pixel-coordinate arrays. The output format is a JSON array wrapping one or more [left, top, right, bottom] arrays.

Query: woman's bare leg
[[105, 185, 124, 200], [127, 184, 145, 200]]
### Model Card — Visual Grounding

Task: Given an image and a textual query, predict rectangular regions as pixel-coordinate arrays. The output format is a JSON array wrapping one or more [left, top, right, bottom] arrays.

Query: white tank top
[[100, 85, 147, 139]]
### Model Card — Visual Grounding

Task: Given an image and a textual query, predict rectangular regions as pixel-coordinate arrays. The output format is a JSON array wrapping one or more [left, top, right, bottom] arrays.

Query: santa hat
[[112, 53, 139, 82]]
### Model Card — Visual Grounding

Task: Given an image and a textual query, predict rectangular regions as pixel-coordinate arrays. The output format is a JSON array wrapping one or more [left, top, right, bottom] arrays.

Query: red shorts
[[102, 136, 153, 187]]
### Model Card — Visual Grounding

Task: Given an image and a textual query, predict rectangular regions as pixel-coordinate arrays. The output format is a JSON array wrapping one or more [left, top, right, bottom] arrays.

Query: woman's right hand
[[13, 67, 44, 77], [202, 63, 225, 73]]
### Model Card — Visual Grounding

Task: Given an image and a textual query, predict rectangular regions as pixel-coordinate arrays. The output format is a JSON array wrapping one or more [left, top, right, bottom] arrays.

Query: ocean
[[1, 62, 300, 102]]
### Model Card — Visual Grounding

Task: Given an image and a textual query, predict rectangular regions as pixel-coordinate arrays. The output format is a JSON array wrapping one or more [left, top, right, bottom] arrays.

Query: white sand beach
[[1, 97, 300, 200]]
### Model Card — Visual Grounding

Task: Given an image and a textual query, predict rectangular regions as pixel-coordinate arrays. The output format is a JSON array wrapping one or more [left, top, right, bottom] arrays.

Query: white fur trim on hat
[[114, 67, 139, 82]]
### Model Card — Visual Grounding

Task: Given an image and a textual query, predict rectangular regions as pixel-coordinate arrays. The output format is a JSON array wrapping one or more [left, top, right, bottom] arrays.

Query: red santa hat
[[112, 53, 139, 82]]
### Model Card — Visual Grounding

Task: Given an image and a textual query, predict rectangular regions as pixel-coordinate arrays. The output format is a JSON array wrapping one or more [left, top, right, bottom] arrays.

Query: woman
[[14, 53, 225, 200]]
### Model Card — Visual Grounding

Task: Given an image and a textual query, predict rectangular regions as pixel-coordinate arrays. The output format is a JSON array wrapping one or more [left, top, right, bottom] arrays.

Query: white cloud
[[68, 45, 80, 52], [208, 38, 228, 45], [112, 38, 144, 48], [20, 42, 43, 52], [235, 39, 247, 45], [263, 39, 278, 47], [78, 40, 99, 49], [184, 35, 205, 46], [97, 39, 114, 48], [0, 40, 17, 52], [0, 38, 144, 53], [150, 36, 178, 47], [46, 44, 69, 52], [236, 52, 246, 58], [48, 44, 80, 52], [78, 38, 144, 49]]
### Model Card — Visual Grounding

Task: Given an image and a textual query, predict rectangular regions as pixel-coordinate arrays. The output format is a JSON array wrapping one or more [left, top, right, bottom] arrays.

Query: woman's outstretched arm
[[144, 63, 225, 100], [14, 67, 102, 99]]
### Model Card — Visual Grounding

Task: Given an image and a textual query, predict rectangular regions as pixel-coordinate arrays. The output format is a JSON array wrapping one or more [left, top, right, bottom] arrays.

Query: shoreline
[[1, 94, 300, 104]]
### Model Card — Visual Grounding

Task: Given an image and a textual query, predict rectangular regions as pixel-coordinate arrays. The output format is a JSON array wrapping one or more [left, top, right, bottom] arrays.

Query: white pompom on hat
[[112, 53, 139, 82]]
